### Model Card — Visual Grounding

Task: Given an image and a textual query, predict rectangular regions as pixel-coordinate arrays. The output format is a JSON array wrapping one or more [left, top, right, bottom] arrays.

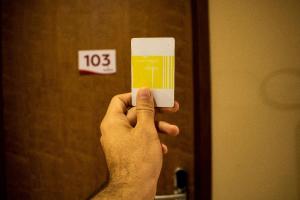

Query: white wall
[[209, 0, 300, 199]]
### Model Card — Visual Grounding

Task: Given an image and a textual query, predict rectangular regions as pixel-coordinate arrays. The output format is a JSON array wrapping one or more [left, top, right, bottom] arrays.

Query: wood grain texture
[[1, 0, 194, 199]]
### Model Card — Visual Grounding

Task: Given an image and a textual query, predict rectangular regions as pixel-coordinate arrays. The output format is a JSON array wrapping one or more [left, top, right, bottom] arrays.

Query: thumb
[[136, 88, 155, 126]]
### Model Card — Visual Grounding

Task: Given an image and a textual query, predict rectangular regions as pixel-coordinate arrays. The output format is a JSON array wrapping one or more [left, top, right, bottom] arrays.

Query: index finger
[[157, 101, 180, 113], [107, 93, 131, 115]]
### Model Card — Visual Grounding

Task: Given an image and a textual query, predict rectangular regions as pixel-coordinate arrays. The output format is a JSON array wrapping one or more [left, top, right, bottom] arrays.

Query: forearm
[[91, 182, 126, 200], [91, 181, 156, 200]]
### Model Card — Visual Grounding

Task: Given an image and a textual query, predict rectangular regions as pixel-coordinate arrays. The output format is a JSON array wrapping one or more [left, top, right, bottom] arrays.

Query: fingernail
[[138, 88, 151, 99]]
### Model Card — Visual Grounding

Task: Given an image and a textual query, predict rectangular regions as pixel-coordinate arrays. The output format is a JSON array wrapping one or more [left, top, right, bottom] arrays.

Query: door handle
[[154, 193, 186, 200], [155, 168, 188, 200]]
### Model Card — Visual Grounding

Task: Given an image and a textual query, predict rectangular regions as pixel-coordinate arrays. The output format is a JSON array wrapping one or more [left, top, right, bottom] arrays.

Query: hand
[[93, 88, 179, 200]]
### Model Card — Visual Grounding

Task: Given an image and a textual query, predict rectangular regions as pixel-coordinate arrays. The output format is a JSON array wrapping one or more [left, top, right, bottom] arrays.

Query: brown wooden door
[[1, 0, 194, 199]]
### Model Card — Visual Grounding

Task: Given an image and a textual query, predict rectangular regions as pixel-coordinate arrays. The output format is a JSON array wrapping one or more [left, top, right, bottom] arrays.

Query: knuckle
[[111, 95, 120, 103], [137, 123, 156, 134], [100, 118, 109, 132], [99, 135, 104, 145], [100, 118, 114, 132], [136, 102, 154, 113], [100, 120, 106, 132], [99, 135, 108, 151], [99, 116, 105, 127]]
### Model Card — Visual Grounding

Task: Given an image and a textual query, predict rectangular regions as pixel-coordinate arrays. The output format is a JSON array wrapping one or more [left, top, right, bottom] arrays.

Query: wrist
[[92, 174, 158, 200], [114, 181, 157, 199], [109, 167, 159, 196], [108, 177, 157, 200]]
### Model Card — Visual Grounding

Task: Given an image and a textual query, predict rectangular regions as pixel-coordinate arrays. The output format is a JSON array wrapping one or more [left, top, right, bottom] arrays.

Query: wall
[[209, 0, 300, 199]]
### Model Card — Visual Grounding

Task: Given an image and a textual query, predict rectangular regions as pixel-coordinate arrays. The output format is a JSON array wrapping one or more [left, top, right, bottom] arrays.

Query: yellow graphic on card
[[132, 56, 175, 89]]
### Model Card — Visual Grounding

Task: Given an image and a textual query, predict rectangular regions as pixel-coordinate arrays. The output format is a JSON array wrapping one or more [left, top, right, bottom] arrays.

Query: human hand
[[94, 88, 179, 200]]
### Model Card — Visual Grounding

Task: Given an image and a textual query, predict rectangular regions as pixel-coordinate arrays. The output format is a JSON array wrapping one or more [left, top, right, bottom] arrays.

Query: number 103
[[84, 54, 111, 67]]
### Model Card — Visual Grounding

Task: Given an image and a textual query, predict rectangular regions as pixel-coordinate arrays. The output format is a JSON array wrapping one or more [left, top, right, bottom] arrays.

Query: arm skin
[[92, 88, 180, 200], [92, 181, 155, 200]]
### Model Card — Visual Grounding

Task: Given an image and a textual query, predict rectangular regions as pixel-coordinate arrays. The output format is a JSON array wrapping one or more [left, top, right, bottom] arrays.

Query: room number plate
[[78, 49, 116, 74]]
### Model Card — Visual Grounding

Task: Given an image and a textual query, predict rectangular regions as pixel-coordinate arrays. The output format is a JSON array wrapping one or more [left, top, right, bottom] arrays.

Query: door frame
[[191, 0, 212, 199], [0, 3, 6, 196]]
